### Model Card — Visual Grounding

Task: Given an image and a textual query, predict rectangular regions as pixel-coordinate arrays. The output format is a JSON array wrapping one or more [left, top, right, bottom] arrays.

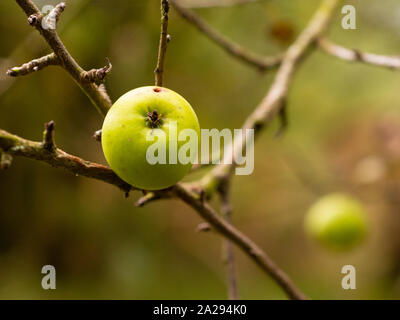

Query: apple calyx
[[146, 109, 163, 129]]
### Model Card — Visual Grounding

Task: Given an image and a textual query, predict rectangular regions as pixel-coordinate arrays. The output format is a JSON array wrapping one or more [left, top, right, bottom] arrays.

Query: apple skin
[[102, 86, 200, 190], [304, 193, 367, 251]]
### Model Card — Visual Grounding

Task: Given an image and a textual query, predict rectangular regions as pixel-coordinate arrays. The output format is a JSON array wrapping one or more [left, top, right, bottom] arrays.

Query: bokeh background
[[1, 0, 400, 299]]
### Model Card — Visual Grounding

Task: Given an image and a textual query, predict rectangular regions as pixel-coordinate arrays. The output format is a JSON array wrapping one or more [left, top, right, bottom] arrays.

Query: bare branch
[[0, 127, 132, 193], [170, 0, 282, 71], [219, 181, 239, 300], [6, 53, 60, 76], [40, 2, 66, 29], [51, 2, 66, 20], [98, 83, 112, 107], [81, 58, 112, 83], [0, 0, 92, 99], [174, 184, 307, 300], [317, 38, 400, 70], [155, 0, 170, 86], [14, 0, 111, 116], [200, 0, 340, 192]]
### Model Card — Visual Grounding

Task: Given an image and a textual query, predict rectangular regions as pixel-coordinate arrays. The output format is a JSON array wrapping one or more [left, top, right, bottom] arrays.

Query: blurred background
[[1, 0, 400, 299]]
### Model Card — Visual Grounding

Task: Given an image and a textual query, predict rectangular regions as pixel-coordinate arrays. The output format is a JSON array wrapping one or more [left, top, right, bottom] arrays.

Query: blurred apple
[[304, 193, 367, 251]]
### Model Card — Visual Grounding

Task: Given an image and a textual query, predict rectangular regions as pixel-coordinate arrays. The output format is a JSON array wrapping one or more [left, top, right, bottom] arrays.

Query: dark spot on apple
[[153, 87, 161, 93]]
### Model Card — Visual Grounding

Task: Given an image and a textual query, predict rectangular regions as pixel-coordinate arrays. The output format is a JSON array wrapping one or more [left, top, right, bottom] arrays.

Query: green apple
[[102, 86, 200, 190], [304, 193, 367, 251]]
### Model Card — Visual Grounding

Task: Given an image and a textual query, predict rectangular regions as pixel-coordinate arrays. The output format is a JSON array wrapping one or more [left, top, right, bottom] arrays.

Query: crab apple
[[101, 86, 200, 190], [304, 193, 367, 251]]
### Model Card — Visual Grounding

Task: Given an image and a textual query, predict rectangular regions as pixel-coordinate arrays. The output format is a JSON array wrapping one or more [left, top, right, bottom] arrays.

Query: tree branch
[[155, 0, 170, 86], [200, 0, 340, 192], [39, 1, 66, 28], [219, 180, 239, 300], [0, 127, 132, 193], [173, 184, 307, 300], [169, 0, 282, 71], [13, 0, 111, 116], [317, 38, 400, 70], [0, 125, 306, 299], [6, 53, 60, 76], [81, 58, 112, 83]]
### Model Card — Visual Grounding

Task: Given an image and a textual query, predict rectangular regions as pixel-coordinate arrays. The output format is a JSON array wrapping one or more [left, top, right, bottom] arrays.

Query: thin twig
[[38, 2, 66, 29], [0, 127, 132, 193], [219, 180, 239, 300], [6, 53, 60, 76], [155, 0, 170, 86], [0, 0, 92, 99], [14, 0, 111, 116], [81, 58, 112, 83], [170, 0, 282, 71], [317, 38, 400, 70], [42, 120, 56, 152]]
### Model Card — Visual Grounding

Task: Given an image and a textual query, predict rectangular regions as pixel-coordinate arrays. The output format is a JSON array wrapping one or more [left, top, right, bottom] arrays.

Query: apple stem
[[154, 0, 170, 86]]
